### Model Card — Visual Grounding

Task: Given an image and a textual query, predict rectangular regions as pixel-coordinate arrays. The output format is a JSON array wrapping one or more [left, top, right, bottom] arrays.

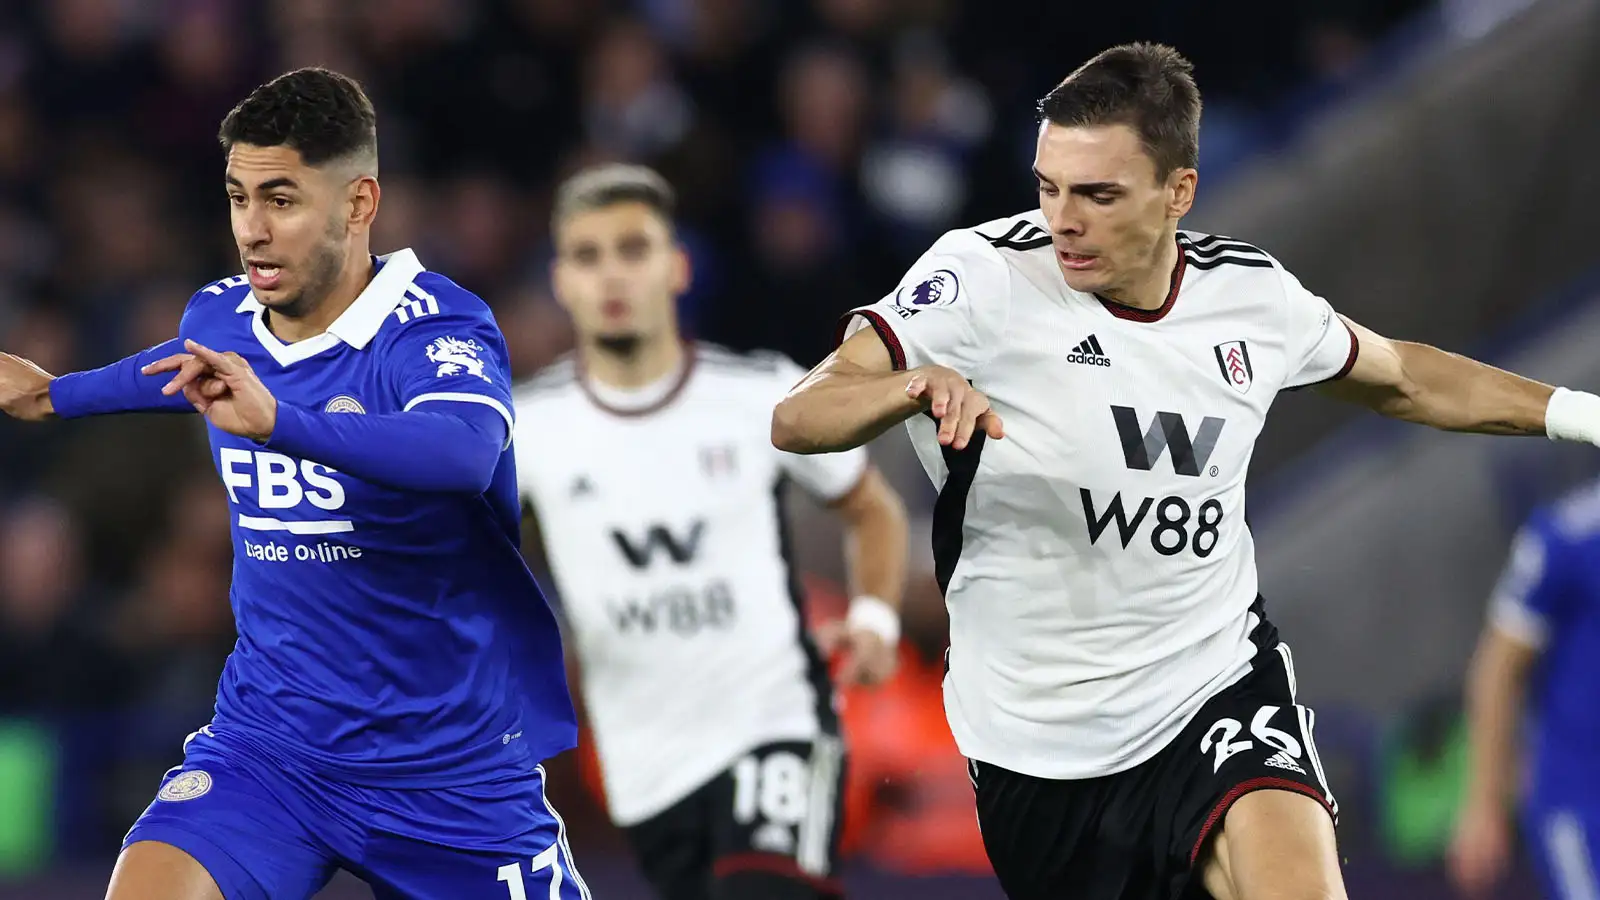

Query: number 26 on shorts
[[1198, 704, 1302, 774]]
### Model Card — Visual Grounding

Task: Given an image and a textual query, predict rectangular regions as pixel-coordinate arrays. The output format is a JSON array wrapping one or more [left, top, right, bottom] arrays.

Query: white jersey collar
[[577, 344, 697, 418], [584, 358, 688, 412]]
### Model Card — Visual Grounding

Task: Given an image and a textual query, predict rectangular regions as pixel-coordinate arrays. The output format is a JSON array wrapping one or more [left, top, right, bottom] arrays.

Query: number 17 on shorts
[[498, 841, 589, 900]]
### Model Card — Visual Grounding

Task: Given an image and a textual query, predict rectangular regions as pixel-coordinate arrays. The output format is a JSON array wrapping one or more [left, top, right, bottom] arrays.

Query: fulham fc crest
[[700, 445, 737, 478], [1214, 341, 1253, 393]]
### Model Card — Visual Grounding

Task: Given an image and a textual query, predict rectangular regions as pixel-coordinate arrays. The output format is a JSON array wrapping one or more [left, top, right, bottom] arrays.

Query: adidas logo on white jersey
[[1263, 751, 1306, 775], [1068, 334, 1111, 367]]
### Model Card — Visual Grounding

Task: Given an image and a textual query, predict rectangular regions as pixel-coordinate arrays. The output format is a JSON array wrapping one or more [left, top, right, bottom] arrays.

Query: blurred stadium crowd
[[0, 0, 1488, 889]]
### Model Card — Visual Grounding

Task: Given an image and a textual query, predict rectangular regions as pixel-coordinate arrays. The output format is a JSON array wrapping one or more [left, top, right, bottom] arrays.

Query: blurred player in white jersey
[[773, 42, 1600, 900], [513, 165, 910, 900]]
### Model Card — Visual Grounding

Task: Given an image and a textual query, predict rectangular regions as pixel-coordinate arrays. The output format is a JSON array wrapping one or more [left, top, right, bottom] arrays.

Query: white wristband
[[1544, 387, 1600, 445], [846, 595, 900, 644]]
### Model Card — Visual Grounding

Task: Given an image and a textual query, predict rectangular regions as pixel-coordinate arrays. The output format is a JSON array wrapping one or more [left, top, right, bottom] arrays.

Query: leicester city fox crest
[[324, 394, 367, 414], [157, 769, 213, 802], [425, 336, 491, 382]]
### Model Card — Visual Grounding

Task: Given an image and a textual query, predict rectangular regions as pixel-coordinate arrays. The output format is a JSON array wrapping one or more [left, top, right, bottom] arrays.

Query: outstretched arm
[[0, 339, 196, 421], [1316, 317, 1575, 437]]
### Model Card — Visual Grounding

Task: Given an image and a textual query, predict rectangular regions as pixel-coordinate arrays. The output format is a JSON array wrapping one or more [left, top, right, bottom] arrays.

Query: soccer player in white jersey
[[771, 42, 1600, 900], [512, 164, 910, 900]]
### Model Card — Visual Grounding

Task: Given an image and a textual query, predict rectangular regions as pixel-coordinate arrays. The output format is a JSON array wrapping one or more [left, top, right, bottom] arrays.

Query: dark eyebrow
[[1031, 168, 1121, 195], [224, 175, 299, 191], [1068, 182, 1122, 196]]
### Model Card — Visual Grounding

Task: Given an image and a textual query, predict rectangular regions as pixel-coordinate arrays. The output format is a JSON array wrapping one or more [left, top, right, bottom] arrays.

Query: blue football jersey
[[175, 249, 575, 785], [1489, 478, 1600, 806]]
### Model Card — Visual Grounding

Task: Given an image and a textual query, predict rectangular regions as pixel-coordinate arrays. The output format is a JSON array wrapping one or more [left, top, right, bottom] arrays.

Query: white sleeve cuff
[[820, 450, 871, 504], [404, 392, 516, 449], [847, 595, 900, 644], [1545, 387, 1600, 445], [1489, 596, 1548, 649]]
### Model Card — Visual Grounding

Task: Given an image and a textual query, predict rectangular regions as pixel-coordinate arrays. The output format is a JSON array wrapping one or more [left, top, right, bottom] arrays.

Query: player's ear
[[1166, 168, 1197, 219], [669, 242, 692, 296], [548, 255, 575, 313], [349, 176, 380, 233]]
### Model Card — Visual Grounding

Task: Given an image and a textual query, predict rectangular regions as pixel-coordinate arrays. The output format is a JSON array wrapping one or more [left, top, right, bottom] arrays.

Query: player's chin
[[254, 286, 300, 309], [1057, 266, 1110, 294], [597, 325, 640, 342]]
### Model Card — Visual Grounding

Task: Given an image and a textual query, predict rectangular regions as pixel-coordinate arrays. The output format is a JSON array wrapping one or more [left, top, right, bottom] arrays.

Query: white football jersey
[[841, 210, 1357, 780], [512, 344, 867, 825]]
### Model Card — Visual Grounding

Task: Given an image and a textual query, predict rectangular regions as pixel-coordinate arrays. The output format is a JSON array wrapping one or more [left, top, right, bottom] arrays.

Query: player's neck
[[582, 334, 686, 390], [1100, 233, 1181, 311], [271, 250, 376, 344]]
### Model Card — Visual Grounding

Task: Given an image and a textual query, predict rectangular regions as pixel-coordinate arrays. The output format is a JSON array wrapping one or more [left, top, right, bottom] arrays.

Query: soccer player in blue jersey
[[0, 69, 586, 900], [1450, 479, 1600, 899]]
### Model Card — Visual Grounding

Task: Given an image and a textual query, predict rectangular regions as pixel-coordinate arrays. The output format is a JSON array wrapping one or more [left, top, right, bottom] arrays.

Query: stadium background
[[1, 0, 1597, 896]]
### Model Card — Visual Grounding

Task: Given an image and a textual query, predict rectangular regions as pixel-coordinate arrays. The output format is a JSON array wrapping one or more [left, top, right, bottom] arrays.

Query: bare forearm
[[773, 359, 922, 454], [1463, 635, 1528, 809], [841, 475, 909, 609], [1374, 342, 1552, 435]]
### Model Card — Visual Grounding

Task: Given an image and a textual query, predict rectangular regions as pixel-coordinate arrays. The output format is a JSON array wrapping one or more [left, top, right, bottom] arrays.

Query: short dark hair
[[218, 68, 378, 169], [551, 164, 676, 235], [1037, 42, 1201, 179]]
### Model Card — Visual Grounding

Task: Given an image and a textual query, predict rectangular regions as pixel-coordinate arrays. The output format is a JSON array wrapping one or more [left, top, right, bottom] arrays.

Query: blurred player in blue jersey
[[0, 69, 585, 900], [1450, 479, 1600, 899]]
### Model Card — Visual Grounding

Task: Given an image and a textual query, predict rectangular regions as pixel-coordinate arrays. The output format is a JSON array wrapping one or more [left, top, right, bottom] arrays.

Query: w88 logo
[[1080, 488, 1224, 557]]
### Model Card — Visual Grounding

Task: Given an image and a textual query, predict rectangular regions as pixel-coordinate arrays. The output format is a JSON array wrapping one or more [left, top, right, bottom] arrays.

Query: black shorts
[[970, 630, 1338, 900], [624, 737, 848, 900]]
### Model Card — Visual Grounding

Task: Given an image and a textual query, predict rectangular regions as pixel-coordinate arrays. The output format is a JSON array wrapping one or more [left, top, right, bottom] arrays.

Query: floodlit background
[[1, 0, 1597, 897]]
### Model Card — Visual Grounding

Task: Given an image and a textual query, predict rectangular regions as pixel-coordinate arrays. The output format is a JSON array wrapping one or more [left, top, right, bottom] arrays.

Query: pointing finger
[[183, 340, 236, 376], [141, 353, 194, 375], [163, 355, 213, 396]]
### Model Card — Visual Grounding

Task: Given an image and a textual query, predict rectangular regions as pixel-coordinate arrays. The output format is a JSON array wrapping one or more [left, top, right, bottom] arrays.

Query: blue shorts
[[123, 727, 590, 900], [1524, 804, 1600, 900]]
